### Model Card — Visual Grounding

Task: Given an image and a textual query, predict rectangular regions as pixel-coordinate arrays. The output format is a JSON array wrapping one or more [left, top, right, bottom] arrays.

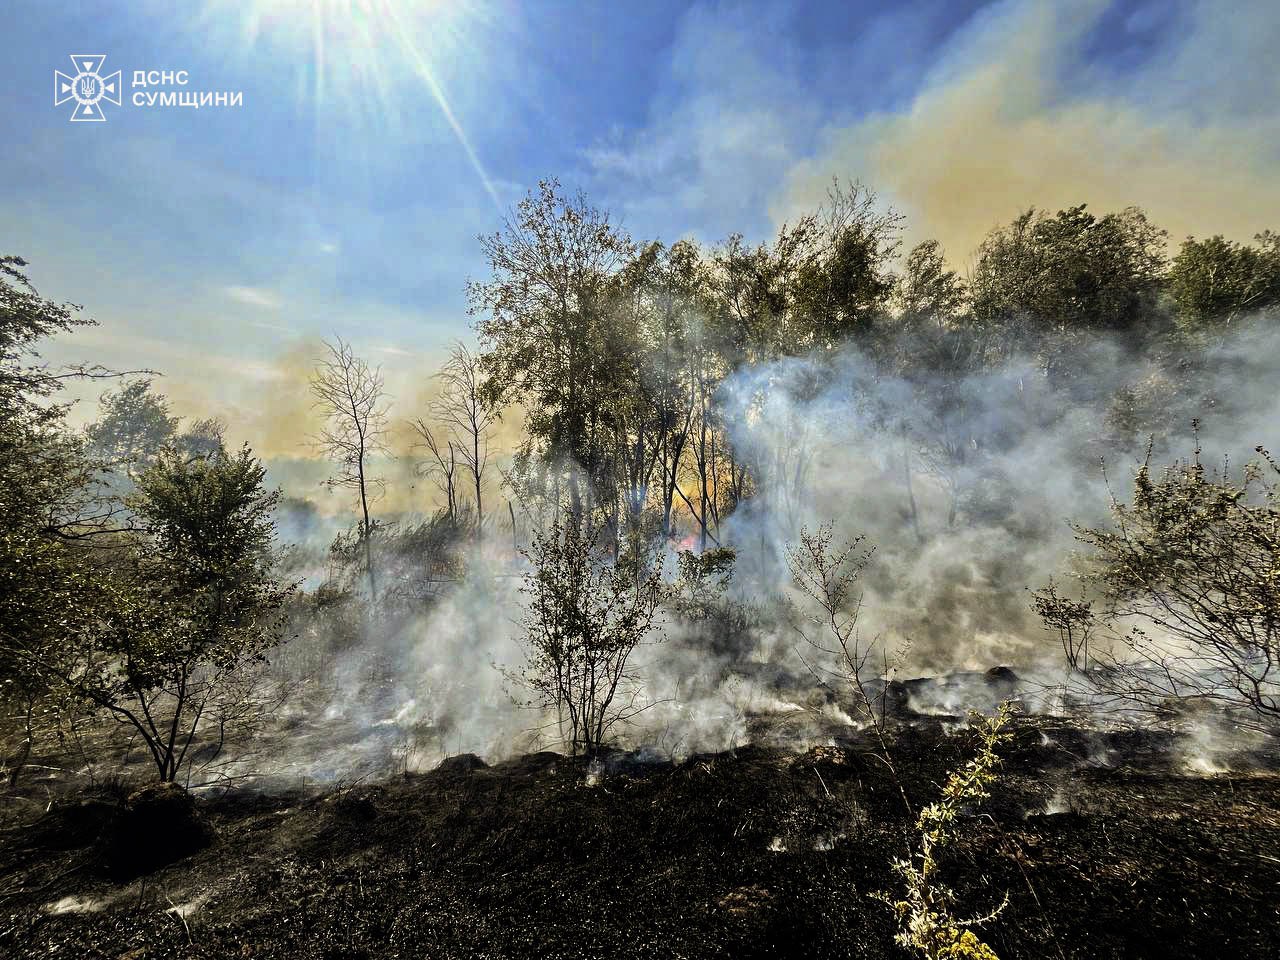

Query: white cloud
[[371, 344, 415, 357], [223, 284, 283, 309], [581, 3, 822, 242]]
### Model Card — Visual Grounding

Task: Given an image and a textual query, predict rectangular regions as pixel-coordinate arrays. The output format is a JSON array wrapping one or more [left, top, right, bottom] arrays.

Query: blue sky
[[3, 0, 1277, 471]]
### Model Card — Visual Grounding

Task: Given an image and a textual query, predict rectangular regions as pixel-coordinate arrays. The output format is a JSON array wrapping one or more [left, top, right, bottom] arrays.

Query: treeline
[[464, 179, 1280, 563]]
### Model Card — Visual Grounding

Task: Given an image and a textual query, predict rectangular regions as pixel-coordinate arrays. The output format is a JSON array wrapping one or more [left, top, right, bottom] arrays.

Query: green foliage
[[0, 254, 95, 417], [466, 185, 1251, 560], [4, 444, 294, 782], [896, 239, 968, 329], [1169, 231, 1280, 327], [518, 517, 667, 755], [78, 446, 293, 780], [1046, 440, 1280, 724], [674, 546, 737, 620], [469, 180, 633, 483], [130, 444, 278, 579], [0, 256, 107, 714], [84, 379, 181, 473], [890, 704, 1014, 960], [789, 181, 903, 350], [970, 205, 1167, 367]]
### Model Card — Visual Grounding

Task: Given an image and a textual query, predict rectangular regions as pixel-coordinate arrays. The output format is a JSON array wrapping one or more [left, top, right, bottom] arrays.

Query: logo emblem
[[54, 55, 121, 122]]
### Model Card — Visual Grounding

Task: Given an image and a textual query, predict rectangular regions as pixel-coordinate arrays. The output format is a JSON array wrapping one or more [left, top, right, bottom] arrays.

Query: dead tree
[[787, 523, 912, 813], [310, 337, 389, 599], [436, 342, 497, 536], [411, 418, 459, 521]]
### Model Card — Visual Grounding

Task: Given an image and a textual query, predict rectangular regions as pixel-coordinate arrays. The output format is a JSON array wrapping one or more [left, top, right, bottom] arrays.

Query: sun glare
[[197, 0, 501, 208]]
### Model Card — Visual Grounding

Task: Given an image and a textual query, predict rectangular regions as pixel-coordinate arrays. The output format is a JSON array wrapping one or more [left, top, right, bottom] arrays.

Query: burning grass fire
[[5, 6, 1280, 954]]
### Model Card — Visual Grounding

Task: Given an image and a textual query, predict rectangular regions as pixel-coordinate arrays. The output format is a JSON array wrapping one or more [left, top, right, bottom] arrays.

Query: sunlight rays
[[196, 0, 502, 210]]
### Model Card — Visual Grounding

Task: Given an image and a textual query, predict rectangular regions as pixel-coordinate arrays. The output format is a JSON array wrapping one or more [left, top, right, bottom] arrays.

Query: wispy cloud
[[581, 3, 819, 242], [223, 285, 283, 309], [249, 319, 299, 335]]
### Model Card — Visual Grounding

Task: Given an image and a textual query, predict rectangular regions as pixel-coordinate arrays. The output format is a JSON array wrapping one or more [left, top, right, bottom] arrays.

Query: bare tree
[[411, 418, 458, 521], [429, 342, 497, 536], [787, 523, 911, 812], [310, 337, 389, 598]]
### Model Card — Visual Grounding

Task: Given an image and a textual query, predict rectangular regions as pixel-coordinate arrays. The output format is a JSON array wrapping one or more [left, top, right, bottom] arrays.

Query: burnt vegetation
[[2, 184, 1280, 958]]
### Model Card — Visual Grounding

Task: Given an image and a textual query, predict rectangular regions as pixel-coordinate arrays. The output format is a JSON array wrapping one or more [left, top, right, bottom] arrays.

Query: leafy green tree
[[0, 254, 100, 417], [0, 255, 113, 781], [469, 179, 635, 524], [16, 446, 293, 782], [85, 379, 180, 475], [517, 517, 666, 755], [1038, 442, 1280, 727], [1168, 231, 1280, 327], [895, 239, 968, 332], [607, 239, 718, 556], [790, 180, 902, 350], [970, 205, 1167, 371]]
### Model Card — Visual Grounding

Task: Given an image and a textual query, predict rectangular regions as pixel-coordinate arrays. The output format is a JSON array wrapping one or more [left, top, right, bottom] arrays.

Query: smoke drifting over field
[[717, 321, 1280, 669], [253, 317, 1280, 777]]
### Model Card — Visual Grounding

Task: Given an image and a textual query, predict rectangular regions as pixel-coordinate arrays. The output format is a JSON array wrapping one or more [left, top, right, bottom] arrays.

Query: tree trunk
[[473, 431, 483, 538], [358, 453, 377, 599]]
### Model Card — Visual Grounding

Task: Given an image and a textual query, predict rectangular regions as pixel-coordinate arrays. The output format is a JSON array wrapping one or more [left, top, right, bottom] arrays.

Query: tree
[[895, 239, 968, 332], [84, 379, 180, 475], [518, 517, 666, 755], [6, 446, 291, 783], [970, 205, 1167, 371], [0, 254, 107, 418], [790, 180, 903, 350], [640, 240, 706, 542], [426, 341, 497, 535], [786, 525, 903, 771], [1038, 441, 1280, 727], [0, 255, 119, 783], [412, 418, 459, 521], [180, 417, 227, 459], [311, 337, 389, 598], [469, 179, 634, 524], [1169, 231, 1280, 328]]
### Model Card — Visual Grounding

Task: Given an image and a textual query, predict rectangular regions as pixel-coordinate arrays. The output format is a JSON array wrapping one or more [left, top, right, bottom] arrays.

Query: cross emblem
[[54, 55, 122, 122]]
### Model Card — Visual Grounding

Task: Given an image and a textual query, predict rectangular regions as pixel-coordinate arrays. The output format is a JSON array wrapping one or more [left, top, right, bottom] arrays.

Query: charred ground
[[3, 714, 1278, 960]]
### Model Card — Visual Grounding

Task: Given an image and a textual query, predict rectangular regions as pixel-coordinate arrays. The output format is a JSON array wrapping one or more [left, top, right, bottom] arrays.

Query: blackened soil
[[2, 718, 1278, 959]]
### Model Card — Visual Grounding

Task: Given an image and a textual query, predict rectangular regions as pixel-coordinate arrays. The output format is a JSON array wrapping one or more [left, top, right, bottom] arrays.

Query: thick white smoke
[[241, 317, 1280, 780], [715, 320, 1280, 673]]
